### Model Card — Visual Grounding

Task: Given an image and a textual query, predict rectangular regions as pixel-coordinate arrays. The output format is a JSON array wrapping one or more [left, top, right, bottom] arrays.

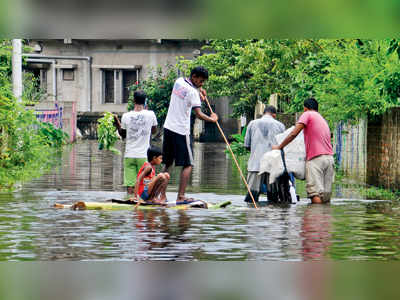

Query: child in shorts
[[134, 146, 170, 204]]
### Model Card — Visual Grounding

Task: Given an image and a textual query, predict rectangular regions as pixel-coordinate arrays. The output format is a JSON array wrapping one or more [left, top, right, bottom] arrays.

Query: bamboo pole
[[203, 96, 258, 209]]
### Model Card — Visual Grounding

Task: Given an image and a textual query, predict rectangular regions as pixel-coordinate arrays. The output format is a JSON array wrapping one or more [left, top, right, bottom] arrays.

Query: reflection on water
[[31, 140, 243, 194], [301, 205, 332, 260], [0, 140, 399, 261]]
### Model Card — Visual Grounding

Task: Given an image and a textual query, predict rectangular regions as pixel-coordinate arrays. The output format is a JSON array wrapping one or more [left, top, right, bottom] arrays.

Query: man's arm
[[272, 123, 304, 150], [151, 112, 158, 135], [193, 107, 218, 123], [195, 90, 218, 122], [114, 115, 126, 139]]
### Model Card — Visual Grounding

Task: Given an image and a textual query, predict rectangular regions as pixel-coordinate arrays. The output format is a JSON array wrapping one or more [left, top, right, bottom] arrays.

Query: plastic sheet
[[259, 126, 306, 183]]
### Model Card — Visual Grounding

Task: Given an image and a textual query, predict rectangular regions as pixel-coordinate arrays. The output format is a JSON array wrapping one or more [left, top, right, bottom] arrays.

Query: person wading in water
[[272, 98, 334, 204], [114, 90, 158, 195]]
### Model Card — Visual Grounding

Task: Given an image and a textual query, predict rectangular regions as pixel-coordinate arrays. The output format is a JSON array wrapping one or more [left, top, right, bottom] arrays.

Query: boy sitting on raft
[[134, 146, 170, 205]]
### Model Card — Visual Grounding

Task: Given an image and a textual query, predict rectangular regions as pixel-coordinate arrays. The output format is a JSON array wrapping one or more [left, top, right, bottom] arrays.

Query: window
[[104, 70, 115, 103], [63, 69, 74, 81], [40, 69, 47, 92], [122, 70, 138, 103], [102, 68, 140, 104]]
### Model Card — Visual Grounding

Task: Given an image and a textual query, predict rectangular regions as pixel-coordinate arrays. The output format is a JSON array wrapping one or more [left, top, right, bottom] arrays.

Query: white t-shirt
[[121, 110, 158, 158], [163, 77, 202, 136]]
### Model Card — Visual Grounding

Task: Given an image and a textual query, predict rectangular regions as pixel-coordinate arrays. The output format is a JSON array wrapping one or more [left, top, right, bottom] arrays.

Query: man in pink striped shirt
[[272, 98, 335, 204]]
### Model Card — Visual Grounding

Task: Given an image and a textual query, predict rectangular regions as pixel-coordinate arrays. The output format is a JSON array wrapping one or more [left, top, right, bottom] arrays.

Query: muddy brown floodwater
[[0, 140, 399, 261]]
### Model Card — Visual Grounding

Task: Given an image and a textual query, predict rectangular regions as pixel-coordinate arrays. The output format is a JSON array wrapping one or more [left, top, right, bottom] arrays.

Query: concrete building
[[26, 39, 239, 141]]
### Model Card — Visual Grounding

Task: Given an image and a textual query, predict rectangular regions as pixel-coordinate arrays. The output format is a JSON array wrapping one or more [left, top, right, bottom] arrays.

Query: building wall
[[28, 39, 242, 140], [57, 60, 86, 111], [33, 39, 203, 113], [367, 108, 400, 190], [34, 100, 77, 142]]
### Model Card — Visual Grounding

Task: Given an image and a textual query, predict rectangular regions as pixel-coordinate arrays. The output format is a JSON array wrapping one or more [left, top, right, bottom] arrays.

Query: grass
[[334, 168, 400, 201], [359, 186, 400, 201]]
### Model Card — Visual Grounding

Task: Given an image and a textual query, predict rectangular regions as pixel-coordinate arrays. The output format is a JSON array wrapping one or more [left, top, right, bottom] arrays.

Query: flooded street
[[0, 140, 399, 261]]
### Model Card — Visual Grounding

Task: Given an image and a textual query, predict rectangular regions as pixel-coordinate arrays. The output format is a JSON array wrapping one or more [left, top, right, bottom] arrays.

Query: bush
[[38, 122, 69, 148], [0, 95, 54, 190], [22, 72, 47, 105], [128, 64, 178, 127], [97, 112, 121, 155], [359, 186, 400, 201], [225, 126, 249, 157], [0, 39, 66, 191]]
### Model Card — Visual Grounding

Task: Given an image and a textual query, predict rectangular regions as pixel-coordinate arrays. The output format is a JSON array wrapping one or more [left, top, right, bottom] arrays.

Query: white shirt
[[163, 77, 202, 135], [244, 115, 285, 172], [121, 110, 158, 158]]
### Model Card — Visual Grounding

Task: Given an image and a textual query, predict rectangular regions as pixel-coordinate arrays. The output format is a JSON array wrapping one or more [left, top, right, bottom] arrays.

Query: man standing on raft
[[163, 66, 218, 205]]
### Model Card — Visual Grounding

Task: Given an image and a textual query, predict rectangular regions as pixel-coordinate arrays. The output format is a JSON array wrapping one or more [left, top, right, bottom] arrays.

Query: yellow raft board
[[54, 200, 231, 211]]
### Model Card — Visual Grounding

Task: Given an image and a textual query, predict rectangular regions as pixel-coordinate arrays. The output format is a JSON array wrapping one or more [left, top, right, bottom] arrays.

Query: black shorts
[[163, 128, 194, 167]]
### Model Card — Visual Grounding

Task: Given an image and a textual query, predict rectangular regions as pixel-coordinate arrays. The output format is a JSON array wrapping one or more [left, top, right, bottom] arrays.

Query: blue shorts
[[140, 186, 150, 201]]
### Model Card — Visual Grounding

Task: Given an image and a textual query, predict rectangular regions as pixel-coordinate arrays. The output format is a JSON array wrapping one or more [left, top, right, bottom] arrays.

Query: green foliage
[[225, 126, 249, 157], [0, 39, 66, 191], [178, 39, 320, 119], [128, 64, 178, 127], [386, 38, 400, 59], [359, 186, 400, 201], [38, 122, 69, 147], [0, 40, 12, 80], [0, 95, 55, 191], [22, 72, 47, 105], [288, 39, 400, 127], [97, 112, 121, 155], [178, 39, 400, 129]]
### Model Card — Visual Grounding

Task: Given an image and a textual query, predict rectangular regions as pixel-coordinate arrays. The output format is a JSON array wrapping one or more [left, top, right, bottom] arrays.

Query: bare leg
[[159, 173, 170, 201], [147, 173, 170, 203], [177, 166, 192, 201]]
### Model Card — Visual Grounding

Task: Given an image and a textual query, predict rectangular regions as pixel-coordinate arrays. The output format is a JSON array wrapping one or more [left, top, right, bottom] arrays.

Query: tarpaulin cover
[[259, 126, 306, 184]]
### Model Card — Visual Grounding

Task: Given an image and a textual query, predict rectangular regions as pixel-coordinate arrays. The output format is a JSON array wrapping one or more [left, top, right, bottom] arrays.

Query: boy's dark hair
[[147, 146, 162, 162], [134, 90, 146, 105], [190, 66, 209, 80], [304, 98, 319, 111], [264, 105, 277, 114]]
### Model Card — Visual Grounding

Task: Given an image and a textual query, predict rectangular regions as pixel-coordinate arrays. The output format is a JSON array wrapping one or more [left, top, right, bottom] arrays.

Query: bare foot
[[71, 201, 87, 210], [311, 196, 323, 204]]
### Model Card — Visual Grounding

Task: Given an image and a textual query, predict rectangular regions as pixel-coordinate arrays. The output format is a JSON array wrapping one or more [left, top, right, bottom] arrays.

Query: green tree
[[177, 39, 400, 127], [288, 39, 400, 126], [178, 39, 320, 120], [129, 64, 178, 127]]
